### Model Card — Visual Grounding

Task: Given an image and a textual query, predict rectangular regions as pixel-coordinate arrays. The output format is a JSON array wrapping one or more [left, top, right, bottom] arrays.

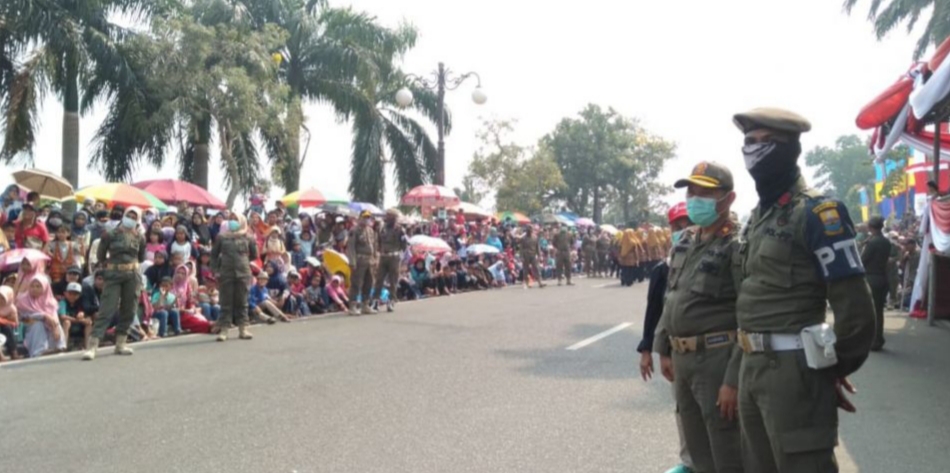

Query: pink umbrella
[[576, 217, 596, 227], [132, 179, 227, 209], [0, 248, 50, 271], [401, 185, 460, 208]]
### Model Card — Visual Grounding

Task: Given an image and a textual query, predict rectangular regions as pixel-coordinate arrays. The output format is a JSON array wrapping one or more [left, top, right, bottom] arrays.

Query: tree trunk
[[61, 52, 79, 213], [219, 123, 240, 209], [592, 186, 601, 223], [282, 100, 304, 194], [192, 117, 212, 189], [621, 190, 630, 223]]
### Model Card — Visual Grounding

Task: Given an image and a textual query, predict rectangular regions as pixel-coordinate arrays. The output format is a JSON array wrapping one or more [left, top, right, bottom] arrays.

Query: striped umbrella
[[496, 211, 530, 224], [75, 183, 169, 211], [282, 188, 349, 208]]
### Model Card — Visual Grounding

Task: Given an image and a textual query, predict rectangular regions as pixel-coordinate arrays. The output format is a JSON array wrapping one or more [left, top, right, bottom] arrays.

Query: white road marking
[[566, 322, 633, 351], [593, 282, 619, 288]]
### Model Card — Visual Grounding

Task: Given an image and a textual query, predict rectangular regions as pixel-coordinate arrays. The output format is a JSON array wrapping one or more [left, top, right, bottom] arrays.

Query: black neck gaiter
[[747, 141, 801, 209]]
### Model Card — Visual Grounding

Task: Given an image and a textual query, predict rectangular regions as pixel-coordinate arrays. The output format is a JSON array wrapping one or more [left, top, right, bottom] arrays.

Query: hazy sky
[[1, 0, 926, 216]]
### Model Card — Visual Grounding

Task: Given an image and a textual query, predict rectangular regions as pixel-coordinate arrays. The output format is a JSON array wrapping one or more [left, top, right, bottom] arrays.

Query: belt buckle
[[739, 331, 764, 353]]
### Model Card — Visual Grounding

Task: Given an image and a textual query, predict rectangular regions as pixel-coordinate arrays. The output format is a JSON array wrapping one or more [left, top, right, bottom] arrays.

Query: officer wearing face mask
[[347, 210, 378, 315], [733, 108, 875, 473], [211, 214, 258, 341], [653, 161, 743, 473], [82, 207, 146, 361]]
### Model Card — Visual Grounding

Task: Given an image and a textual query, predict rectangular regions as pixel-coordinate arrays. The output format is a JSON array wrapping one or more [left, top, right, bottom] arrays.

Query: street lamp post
[[395, 62, 486, 186]]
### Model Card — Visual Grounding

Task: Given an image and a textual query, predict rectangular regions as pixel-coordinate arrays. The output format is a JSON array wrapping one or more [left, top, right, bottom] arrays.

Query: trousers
[[555, 252, 571, 283], [374, 255, 401, 300], [91, 269, 139, 338], [217, 276, 250, 328], [349, 256, 374, 303]]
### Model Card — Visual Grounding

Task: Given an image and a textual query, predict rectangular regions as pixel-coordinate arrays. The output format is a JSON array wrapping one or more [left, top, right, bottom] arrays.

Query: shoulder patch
[[804, 197, 864, 281], [811, 200, 843, 236]]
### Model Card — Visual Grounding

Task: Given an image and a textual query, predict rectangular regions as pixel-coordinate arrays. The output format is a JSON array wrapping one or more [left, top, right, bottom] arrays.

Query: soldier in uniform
[[860, 216, 890, 351], [211, 214, 258, 341], [375, 208, 407, 312], [654, 162, 743, 473], [733, 108, 875, 472], [595, 231, 610, 277], [347, 210, 378, 315], [518, 225, 545, 288], [582, 229, 596, 278], [552, 224, 574, 286], [82, 206, 146, 361]]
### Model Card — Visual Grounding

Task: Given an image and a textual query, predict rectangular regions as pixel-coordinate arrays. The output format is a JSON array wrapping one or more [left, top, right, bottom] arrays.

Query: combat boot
[[217, 327, 228, 342], [361, 303, 373, 315], [387, 300, 394, 313], [114, 335, 134, 356], [238, 325, 253, 340], [81, 337, 100, 361], [348, 303, 359, 316]]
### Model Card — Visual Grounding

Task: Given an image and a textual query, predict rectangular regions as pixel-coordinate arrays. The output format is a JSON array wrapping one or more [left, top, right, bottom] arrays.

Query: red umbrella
[[132, 179, 227, 209], [400, 185, 460, 207]]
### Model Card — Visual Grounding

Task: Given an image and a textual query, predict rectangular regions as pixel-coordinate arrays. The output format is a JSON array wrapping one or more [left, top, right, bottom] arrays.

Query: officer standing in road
[[211, 214, 258, 341], [347, 210, 378, 315], [860, 216, 890, 351], [82, 206, 146, 361], [596, 230, 610, 277], [375, 208, 407, 312], [654, 161, 744, 473], [519, 225, 545, 288], [552, 224, 574, 286], [582, 229, 596, 278], [733, 108, 875, 472]]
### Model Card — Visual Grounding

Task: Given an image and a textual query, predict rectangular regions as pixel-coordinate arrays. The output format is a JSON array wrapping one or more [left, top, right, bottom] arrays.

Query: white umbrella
[[409, 235, 452, 253], [13, 169, 73, 199]]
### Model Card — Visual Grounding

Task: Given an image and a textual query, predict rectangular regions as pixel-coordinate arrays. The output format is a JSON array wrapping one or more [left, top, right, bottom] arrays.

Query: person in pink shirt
[[326, 275, 349, 312]]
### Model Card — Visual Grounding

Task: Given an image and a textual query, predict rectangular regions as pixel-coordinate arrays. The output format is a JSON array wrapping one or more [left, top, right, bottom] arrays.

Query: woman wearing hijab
[[14, 252, 48, 296], [171, 263, 212, 334], [189, 212, 212, 248], [16, 275, 66, 357], [14, 204, 49, 250], [211, 214, 258, 341], [619, 229, 642, 287], [0, 286, 19, 360], [71, 211, 91, 258]]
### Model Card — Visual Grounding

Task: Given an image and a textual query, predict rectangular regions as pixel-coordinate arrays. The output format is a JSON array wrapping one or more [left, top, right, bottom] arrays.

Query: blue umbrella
[[350, 202, 384, 215]]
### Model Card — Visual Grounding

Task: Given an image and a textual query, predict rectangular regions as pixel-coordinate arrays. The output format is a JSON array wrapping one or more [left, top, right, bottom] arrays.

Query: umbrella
[[282, 188, 349, 208], [408, 235, 452, 253], [461, 243, 500, 257], [322, 248, 350, 288], [132, 179, 227, 209], [454, 202, 492, 220], [350, 202, 384, 216], [13, 169, 73, 199], [496, 211, 530, 224], [401, 185, 460, 207], [75, 184, 169, 211], [575, 217, 596, 227], [600, 224, 620, 234], [541, 213, 574, 226], [322, 203, 356, 216], [0, 248, 50, 271]]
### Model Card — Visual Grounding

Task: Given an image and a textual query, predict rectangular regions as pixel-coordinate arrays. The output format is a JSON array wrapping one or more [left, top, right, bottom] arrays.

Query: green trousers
[[374, 255, 400, 298], [349, 256, 374, 302], [217, 275, 250, 328], [673, 345, 743, 473], [555, 253, 571, 283], [91, 269, 139, 339], [739, 350, 839, 473], [523, 255, 541, 282]]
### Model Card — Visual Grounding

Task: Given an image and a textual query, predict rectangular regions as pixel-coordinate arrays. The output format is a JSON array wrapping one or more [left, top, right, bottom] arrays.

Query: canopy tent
[[452, 202, 492, 220], [401, 185, 459, 208]]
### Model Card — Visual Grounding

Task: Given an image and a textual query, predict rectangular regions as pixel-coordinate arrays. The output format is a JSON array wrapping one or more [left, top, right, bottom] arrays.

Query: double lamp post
[[395, 62, 486, 187]]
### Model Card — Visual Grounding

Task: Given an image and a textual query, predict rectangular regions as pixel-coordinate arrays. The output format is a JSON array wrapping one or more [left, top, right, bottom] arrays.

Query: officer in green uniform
[[860, 216, 890, 351], [82, 206, 146, 361], [211, 214, 258, 341], [347, 210, 378, 315], [596, 232, 610, 277], [375, 208, 407, 312], [519, 225, 545, 288], [733, 108, 875, 473], [654, 161, 743, 473], [552, 224, 574, 286], [582, 229, 596, 277]]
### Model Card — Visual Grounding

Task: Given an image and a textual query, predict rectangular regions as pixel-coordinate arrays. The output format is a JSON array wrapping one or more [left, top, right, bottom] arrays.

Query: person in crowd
[[82, 206, 146, 361], [17, 275, 66, 357], [70, 211, 90, 258], [2, 184, 23, 222], [375, 208, 408, 312], [2, 222, 15, 251], [208, 212, 225, 241], [211, 214, 261, 341], [304, 270, 329, 314], [168, 225, 196, 262], [198, 276, 221, 322], [901, 237, 920, 311], [0, 286, 19, 361], [263, 261, 294, 320], [655, 162, 742, 473], [347, 210, 377, 315], [326, 274, 349, 311], [189, 212, 212, 248], [618, 229, 641, 287], [638, 201, 694, 473], [195, 249, 214, 286], [14, 252, 47, 297], [262, 226, 287, 269], [332, 217, 348, 252], [250, 273, 288, 323], [145, 251, 174, 295], [14, 204, 49, 250], [517, 225, 545, 289], [52, 265, 83, 300], [145, 229, 166, 262], [285, 270, 309, 316], [861, 216, 891, 352], [151, 276, 182, 337], [289, 240, 307, 272], [552, 224, 574, 286], [733, 107, 874, 472], [81, 271, 103, 320], [59, 282, 92, 349], [46, 224, 81, 284]]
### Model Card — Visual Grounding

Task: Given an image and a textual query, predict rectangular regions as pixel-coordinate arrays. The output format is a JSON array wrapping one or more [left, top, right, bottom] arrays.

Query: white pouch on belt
[[800, 323, 838, 369]]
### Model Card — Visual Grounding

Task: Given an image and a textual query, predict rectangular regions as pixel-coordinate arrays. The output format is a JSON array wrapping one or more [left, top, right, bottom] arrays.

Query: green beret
[[733, 107, 811, 134]]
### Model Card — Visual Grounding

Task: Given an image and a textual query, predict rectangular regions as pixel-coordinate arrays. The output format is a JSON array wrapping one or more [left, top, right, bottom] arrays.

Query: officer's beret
[[733, 107, 811, 134]]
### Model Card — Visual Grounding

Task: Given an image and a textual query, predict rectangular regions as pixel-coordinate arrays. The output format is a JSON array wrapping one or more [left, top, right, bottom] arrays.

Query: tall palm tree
[[0, 0, 173, 191], [844, 0, 950, 59], [240, 0, 419, 195], [349, 74, 447, 205]]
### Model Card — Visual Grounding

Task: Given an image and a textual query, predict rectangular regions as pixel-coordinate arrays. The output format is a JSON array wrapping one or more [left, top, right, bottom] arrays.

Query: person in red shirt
[[14, 205, 49, 250]]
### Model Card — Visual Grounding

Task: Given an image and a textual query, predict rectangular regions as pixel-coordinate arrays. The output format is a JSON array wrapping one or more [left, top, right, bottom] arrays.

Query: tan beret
[[733, 107, 811, 134]]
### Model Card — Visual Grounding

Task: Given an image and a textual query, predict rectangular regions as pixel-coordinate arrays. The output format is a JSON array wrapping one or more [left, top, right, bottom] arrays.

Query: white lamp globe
[[395, 88, 414, 107], [471, 87, 487, 105]]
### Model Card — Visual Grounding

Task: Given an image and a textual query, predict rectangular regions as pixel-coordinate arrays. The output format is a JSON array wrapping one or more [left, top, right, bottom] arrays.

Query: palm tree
[[240, 0, 420, 195], [0, 0, 173, 191], [349, 74, 447, 204], [844, 0, 950, 59]]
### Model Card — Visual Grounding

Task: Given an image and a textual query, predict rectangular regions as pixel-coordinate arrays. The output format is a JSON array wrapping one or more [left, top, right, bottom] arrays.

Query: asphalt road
[[1, 276, 947, 473]]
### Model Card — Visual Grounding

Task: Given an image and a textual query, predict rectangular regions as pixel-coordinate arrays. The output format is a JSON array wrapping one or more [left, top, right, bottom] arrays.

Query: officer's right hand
[[639, 351, 654, 381], [660, 355, 675, 382], [836, 378, 857, 413]]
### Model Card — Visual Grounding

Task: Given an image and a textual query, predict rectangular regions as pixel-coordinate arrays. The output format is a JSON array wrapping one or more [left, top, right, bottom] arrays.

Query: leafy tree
[[453, 175, 483, 206], [495, 147, 565, 215], [1, 0, 175, 192], [604, 121, 676, 223], [464, 118, 527, 203], [844, 0, 950, 59]]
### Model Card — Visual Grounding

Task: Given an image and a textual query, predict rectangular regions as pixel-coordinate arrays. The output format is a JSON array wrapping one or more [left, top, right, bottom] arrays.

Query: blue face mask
[[228, 221, 240, 232], [686, 195, 724, 227], [671, 229, 685, 247]]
